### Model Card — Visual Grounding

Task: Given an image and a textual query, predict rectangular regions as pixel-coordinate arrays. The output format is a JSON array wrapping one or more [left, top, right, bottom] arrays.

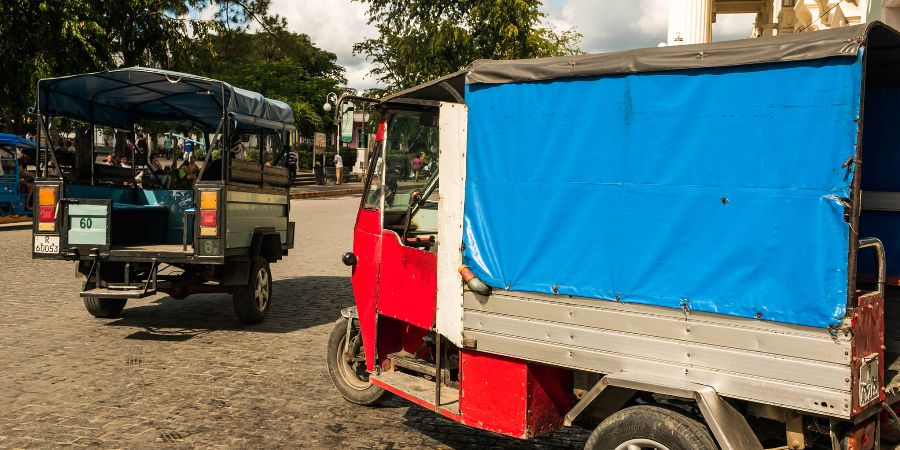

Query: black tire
[[585, 405, 718, 450], [232, 257, 272, 324], [83, 297, 127, 318], [326, 317, 390, 406]]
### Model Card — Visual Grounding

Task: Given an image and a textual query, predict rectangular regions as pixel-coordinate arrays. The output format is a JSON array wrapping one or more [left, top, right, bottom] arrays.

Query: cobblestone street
[[0, 196, 589, 449]]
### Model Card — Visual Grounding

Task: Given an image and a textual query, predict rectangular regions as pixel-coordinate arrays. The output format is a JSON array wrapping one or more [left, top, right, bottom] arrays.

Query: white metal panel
[[436, 102, 468, 346], [464, 291, 854, 419]]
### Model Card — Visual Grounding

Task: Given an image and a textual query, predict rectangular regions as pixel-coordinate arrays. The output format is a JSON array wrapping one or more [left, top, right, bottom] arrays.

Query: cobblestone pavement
[[0, 196, 590, 449]]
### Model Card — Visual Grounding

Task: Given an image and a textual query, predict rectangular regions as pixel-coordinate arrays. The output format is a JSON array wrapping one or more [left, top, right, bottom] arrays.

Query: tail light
[[37, 186, 58, 232], [199, 190, 219, 237]]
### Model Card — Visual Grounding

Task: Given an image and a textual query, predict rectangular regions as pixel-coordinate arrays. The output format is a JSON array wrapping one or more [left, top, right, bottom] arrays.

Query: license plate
[[859, 354, 880, 407], [33, 235, 60, 254]]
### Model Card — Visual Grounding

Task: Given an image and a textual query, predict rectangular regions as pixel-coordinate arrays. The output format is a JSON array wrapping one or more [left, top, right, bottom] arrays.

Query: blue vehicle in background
[[0, 133, 36, 216]]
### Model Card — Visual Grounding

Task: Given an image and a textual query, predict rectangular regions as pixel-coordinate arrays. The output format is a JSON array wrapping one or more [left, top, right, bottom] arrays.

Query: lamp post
[[323, 92, 381, 178]]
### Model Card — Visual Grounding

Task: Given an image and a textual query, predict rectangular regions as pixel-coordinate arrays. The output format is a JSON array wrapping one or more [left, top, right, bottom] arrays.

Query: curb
[[0, 216, 31, 225], [290, 187, 364, 200]]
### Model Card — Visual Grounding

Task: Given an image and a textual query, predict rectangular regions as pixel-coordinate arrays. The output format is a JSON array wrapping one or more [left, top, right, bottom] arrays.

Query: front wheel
[[83, 297, 127, 318], [232, 257, 271, 324], [584, 405, 718, 450], [326, 317, 390, 406]]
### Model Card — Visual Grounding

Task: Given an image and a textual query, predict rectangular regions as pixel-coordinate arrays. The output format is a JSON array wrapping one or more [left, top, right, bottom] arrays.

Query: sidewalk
[[290, 182, 364, 199]]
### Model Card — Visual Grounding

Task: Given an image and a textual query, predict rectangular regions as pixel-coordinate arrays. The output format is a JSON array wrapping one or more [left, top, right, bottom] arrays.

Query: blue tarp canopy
[[37, 67, 295, 132], [451, 22, 900, 329]]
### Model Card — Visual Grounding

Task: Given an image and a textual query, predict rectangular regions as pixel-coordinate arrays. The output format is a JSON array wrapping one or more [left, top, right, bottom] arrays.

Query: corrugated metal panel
[[463, 291, 853, 418]]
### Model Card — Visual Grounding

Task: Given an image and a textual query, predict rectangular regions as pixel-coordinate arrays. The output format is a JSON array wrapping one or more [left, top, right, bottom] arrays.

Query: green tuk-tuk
[[31, 68, 295, 323]]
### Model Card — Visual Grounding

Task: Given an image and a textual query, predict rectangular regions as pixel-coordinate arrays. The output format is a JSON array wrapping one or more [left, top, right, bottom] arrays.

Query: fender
[[565, 371, 763, 450], [251, 227, 283, 263]]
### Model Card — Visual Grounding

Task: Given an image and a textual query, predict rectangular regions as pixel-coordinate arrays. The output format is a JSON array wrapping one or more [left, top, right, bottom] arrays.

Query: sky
[[267, 0, 756, 91]]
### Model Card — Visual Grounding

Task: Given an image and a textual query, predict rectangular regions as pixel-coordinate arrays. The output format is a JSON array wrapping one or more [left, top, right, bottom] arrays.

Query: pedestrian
[[412, 152, 424, 182], [164, 134, 173, 158], [333, 153, 343, 185], [285, 145, 298, 185], [183, 139, 193, 162]]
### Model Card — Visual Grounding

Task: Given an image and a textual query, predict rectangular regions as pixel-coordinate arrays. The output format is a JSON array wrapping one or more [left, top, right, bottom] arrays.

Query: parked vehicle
[[327, 23, 900, 449], [32, 68, 295, 323], [0, 133, 37, 216]]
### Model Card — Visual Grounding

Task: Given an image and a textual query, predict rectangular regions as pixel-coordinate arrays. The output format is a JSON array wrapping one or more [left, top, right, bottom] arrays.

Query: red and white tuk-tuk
[[327, 23, 900, 449]]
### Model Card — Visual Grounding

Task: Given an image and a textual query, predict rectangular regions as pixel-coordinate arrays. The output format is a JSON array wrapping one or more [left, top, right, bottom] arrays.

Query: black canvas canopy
[[37, 67, 295, 132]]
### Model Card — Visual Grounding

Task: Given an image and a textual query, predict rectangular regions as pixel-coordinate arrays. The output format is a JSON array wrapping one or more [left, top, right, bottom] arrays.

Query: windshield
[[382, 114, 439, 213]]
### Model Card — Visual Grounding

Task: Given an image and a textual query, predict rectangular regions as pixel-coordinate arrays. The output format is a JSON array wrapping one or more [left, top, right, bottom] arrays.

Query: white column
[[668, 0, 714, 45]]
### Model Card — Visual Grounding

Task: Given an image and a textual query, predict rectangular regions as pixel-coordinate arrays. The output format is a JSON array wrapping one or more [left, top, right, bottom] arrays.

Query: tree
[[175, 29, 347, 136], [353, 0, 582, 91], [0, 0, 304, 134]]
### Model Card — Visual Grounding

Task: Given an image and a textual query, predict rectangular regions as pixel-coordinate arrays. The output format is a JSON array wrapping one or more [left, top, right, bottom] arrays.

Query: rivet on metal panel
[[685, 326, 691, 333], [567, 351, 573, 358], [552, 284, 559, 294], [755, 312, 763, 319], [687, 353, 692, 358], [615, 295, 621, 301], [505, 284, 510, 290], [721, 197, 729, 204]]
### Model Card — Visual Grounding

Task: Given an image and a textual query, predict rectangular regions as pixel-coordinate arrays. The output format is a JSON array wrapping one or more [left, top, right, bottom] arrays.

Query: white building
[[668, 0, 900, 46]]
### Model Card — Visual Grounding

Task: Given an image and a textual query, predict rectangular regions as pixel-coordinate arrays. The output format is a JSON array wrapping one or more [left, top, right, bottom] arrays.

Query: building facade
[[668, 0, 900, 46]]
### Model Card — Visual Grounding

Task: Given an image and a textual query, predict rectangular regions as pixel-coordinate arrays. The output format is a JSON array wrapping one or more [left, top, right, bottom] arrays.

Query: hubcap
[[254, 267, 269, 311], [615, 439, 671, 450]]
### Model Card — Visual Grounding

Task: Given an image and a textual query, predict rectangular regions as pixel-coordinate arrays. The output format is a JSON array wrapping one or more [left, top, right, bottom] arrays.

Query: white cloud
[[269, 1, 759, 91], [267, 0, 378, 90]]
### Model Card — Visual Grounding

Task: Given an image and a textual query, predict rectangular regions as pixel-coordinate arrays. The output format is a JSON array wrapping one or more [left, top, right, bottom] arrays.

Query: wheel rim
[[615, 439, 671, 450], [337, 330, 371, 390], [254, 267, 270, 311]]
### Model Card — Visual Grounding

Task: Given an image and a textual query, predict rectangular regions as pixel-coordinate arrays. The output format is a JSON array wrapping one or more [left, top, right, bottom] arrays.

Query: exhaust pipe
[[459, 265, 492, 296]]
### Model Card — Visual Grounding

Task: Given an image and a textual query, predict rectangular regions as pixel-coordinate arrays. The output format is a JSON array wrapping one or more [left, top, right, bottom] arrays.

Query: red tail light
[[200, 210, 217, 227], [39, 206, 55, 222]]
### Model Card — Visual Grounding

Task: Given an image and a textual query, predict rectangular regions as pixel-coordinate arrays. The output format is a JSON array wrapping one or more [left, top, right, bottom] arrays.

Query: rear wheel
[[326, 317, 389, 406], [585, 405, 718, 450], [83, 298, 127, 318], [232, 257, 271, 324]]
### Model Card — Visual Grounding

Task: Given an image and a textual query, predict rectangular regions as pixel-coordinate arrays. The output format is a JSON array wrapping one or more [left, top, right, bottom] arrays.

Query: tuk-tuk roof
[[380, 21, 900, 104], [37, 67, 295, 132], [0, 133, 37, 148]]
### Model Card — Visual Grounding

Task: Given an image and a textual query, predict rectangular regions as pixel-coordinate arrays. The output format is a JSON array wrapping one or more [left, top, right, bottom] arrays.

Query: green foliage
[[353, 0, 583, 91], [175, 29, 345, 136], [0, 0, 343, 137]]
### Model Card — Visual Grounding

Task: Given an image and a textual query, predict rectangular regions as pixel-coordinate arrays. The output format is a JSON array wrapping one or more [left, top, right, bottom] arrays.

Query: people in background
[[136, 133, 149, 156], [145, 154, 171, 188], [178, 154, 199, 185], [163, 134, 173, 158], [411, 152, 424, 182], [120, 156, 131, 168], [333, 153, 343, 185], [183, 138, 193, 162], [285, 145, 298, 185], [104, 154, 116, 165]]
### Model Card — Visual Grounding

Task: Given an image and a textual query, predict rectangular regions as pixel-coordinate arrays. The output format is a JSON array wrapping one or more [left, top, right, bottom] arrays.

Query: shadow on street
[[103, 275, 354, 340]]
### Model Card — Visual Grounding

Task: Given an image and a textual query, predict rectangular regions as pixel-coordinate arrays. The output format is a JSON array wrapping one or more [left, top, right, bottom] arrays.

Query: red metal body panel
[[351, 208, 382, 372], [459, 350, 571, 439], [851, 291, 885, 416], [376, 230, 437, 331]]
